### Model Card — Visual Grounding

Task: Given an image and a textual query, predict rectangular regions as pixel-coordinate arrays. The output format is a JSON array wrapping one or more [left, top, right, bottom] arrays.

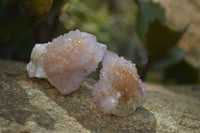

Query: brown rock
[[0, 60, 200, 133]]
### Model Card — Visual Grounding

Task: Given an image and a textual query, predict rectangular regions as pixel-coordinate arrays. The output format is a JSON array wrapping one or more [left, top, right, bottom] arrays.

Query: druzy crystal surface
[[92, 51, 148, 116], [27, 30, 107, 94]]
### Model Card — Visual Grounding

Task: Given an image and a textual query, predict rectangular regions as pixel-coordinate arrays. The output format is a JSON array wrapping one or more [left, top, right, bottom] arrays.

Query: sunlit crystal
[[27, 30, 107, 94], [92, 51, 148, 116]]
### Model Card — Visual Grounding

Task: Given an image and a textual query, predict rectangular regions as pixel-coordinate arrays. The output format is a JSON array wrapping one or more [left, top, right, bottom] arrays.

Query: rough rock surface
[[0, 60, 200, 133]]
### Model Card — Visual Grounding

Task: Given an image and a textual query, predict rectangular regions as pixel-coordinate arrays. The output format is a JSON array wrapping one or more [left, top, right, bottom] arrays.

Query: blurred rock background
[[0, 0, 199, 84]]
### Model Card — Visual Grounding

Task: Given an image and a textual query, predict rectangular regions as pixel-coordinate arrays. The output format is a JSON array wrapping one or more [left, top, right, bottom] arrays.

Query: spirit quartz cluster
[[27, 30, 106, 94], [27, 30, 148, 116], [92, 51, 147, 116]]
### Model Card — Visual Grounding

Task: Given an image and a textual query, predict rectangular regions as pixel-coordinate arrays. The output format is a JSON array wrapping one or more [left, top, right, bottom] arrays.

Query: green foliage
[[16, 0, 53, 17], [60, 0, 138, 55], [151, 46, 185, 70], [0, 17, 30, 46], [164, 60, 199, 84], [60, 0, 112, 43], [137, 0, 165, 41], [145, 19, 186, 60]]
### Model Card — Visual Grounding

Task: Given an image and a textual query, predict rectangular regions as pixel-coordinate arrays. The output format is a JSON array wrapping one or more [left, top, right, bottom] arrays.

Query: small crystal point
[[92, 50, 148, 116]]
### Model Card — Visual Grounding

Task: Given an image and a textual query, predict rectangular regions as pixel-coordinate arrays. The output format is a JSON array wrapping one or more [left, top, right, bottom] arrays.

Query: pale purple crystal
[[27, 30, 107, 94], [92, 51, 148, 116]]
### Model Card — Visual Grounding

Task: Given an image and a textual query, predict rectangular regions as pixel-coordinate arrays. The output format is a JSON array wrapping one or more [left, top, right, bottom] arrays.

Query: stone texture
[[0, 60, 200, 133], [152, 0, 200, 69]]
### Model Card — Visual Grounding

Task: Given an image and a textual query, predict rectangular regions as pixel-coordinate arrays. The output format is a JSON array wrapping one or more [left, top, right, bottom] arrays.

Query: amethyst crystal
[[27, 30, 107, 94]]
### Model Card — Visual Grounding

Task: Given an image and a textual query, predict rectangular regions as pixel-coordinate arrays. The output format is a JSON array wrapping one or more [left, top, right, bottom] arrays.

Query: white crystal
[[27, 43, 50, 78], [100, 96, 119, 113]]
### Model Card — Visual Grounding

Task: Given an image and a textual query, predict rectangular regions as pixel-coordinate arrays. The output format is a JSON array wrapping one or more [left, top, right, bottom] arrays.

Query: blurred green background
[[0, 0, 199, 84]]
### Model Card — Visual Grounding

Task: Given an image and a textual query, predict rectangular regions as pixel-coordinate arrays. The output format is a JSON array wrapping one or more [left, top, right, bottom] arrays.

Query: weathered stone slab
[[0, 60, 199, 133]]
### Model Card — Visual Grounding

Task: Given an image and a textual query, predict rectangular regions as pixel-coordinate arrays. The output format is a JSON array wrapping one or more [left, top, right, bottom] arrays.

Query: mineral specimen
[[27, 29, 147, 116], [27, 30, 107, 94], [92, 51, 148, 116]]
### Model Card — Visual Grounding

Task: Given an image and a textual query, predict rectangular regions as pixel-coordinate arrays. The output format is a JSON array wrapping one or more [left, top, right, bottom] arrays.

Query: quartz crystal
[[92, 51, 148, 116], [27, 43, 50, 78], [27, 30, 107, 94]]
